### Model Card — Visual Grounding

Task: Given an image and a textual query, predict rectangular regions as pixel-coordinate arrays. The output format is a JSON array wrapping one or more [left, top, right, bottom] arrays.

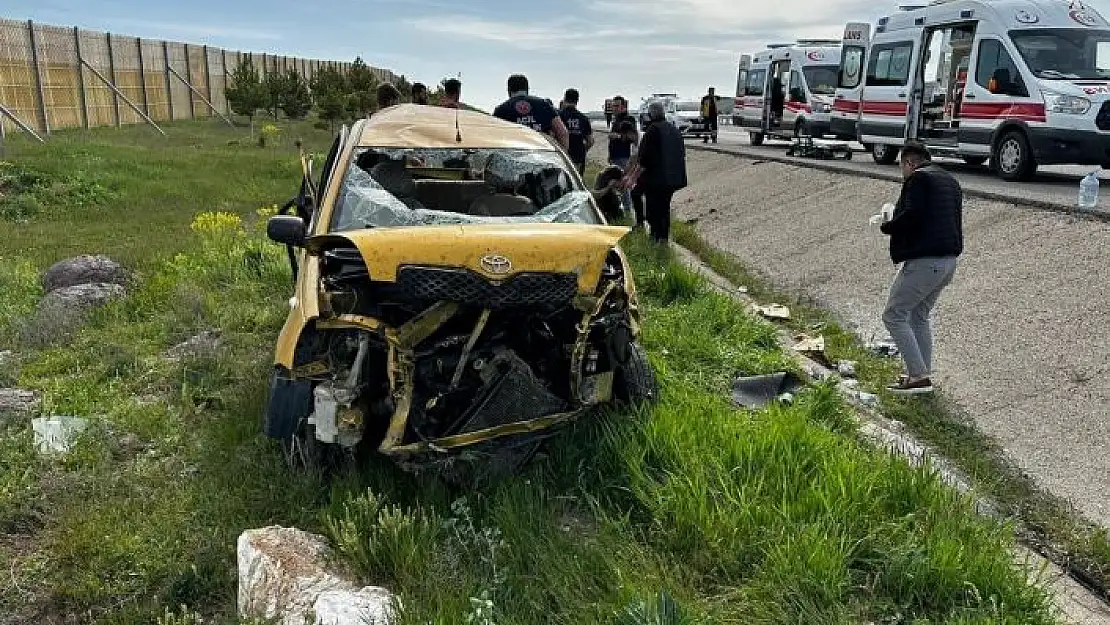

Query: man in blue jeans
[[880, 141, 963, 395], [607, 96, 638, 217]]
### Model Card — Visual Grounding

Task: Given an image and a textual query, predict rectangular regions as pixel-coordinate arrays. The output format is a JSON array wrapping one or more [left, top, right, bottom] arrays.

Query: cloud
[[407, 15, 655, 50], [109, 19, 281, 42]]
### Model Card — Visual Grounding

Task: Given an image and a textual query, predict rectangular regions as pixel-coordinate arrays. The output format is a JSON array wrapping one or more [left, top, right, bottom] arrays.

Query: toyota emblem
[[480, 254, 512, 275]]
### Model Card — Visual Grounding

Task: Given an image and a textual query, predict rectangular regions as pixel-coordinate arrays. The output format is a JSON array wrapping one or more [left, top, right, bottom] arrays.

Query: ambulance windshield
[[1010, 29, 1110, 80], [803, 66, 839, 94]]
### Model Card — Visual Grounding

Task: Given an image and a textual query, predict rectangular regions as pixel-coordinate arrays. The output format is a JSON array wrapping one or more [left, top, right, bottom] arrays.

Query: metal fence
[[0, 18, 397, 139]]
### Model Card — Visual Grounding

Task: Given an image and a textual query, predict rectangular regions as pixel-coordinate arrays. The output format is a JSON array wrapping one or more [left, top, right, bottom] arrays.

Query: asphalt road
[[592, 120, 1110, 215]]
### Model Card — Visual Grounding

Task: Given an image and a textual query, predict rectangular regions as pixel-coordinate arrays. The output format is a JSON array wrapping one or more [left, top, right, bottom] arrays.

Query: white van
[[733, 40, 842, 145], [838, 0, 1110, 181]]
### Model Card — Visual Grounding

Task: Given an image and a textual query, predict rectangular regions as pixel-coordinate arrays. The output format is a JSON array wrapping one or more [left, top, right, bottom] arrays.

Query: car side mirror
[[790, 88, 806, 102], [268, 215, 306, 247]]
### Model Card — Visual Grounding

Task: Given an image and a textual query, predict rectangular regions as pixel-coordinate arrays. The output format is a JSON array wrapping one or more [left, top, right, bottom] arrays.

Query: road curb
[[689, 144, 1110, 222]]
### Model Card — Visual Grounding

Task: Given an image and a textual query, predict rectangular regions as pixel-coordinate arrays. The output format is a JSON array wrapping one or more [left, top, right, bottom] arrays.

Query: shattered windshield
[[330, 147, 601, 231], [1010, 29, 1110, 80]]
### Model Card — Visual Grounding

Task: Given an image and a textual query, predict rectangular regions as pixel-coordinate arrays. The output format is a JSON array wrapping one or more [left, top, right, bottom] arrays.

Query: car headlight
[[1042, 89, 1090, 115], [821, 103, 833, 113]]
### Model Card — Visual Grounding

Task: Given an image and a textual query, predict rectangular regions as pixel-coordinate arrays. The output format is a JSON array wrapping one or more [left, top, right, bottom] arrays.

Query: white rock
[[836, 360, 857, 377], [314, 588, 396, 625], [238, 526, 396, 625], [857, 392, 880, 407], [31, 416, 89, 455]]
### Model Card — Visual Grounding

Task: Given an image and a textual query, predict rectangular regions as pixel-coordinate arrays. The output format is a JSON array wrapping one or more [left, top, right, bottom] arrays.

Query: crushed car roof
[[356, 104, 560, 150]]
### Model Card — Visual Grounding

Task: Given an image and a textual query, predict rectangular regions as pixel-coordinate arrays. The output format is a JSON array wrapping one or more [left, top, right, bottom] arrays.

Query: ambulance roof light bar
[[795, 38, 841, 46], [766, 43, 793, 49]]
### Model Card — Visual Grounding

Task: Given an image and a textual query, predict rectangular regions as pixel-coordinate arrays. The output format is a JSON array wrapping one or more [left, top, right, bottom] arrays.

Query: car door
[[958, 36, 1038, 155], [859, 40, 915, 144], [786, 69, 807, 130], [834, 22, 870, 140]]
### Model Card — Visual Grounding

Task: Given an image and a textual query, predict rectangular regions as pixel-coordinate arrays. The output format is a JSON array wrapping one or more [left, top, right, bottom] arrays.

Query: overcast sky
[[8, 0, 1110, 112]]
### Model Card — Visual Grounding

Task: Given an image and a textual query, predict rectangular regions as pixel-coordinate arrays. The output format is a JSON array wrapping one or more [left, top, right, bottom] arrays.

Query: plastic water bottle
[[1079, 171, 1100, 209]]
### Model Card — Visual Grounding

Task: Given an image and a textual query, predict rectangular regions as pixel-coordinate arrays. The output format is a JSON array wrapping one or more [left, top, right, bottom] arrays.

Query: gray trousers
[[882, 256, 958, 378]]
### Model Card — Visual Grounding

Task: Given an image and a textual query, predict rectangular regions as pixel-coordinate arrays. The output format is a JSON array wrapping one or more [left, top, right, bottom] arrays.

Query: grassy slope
[[670, 220, 1110, 601], [0, 121, 1057, 624]]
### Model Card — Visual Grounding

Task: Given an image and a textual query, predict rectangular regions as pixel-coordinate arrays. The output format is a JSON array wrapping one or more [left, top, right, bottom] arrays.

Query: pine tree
[[225, 58, 266, 138]]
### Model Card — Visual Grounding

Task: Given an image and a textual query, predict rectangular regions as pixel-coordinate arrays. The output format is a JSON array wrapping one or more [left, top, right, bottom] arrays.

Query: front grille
[[396, 266, 578, 308], [1098, 102, 1110, 131]]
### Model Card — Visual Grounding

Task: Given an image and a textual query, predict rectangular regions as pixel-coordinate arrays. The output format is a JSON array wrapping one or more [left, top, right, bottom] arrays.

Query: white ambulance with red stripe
[[732, 41, 842, 145], [835, 0, 1110, 181]]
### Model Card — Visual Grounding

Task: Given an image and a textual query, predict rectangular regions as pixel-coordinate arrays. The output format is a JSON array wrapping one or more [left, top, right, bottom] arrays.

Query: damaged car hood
[[308, 223, 631, 292]]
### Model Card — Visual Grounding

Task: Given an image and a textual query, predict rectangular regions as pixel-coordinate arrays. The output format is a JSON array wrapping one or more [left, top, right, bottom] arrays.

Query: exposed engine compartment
[[286, 242, 640, 464]]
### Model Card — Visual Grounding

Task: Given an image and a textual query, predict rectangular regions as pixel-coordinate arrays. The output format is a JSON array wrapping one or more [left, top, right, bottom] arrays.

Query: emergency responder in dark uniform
[[700, 87, 719, 143], [493, 74, 569, 151]]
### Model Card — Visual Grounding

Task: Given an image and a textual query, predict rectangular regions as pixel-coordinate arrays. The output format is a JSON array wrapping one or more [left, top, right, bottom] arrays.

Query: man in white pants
[[879, 141, 963, 395]]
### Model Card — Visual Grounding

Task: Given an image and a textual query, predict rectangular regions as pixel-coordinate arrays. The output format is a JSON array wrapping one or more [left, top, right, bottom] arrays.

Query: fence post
[[221, 48, 229, 115], [26, 20, 50, 134], [183, 43, 195, 119], [163, 40, 174, 120], [106, 32, 121, 126], [202, 45, 213, 113], [73, 27, 88, 128], [136, 37, 149, 116]]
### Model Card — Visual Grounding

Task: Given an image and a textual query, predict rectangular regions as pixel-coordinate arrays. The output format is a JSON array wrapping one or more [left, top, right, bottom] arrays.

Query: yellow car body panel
[[355, 105, 562, 151], [306, 223, 630, 291]]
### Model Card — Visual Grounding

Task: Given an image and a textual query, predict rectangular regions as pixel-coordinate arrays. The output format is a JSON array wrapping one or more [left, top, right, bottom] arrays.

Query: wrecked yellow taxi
[[262, 104, 657, 479]]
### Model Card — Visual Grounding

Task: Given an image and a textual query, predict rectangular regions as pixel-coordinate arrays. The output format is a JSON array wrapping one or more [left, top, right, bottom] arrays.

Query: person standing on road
[[493, 74, 569, 151], [700, 87, 719, 144], [623, 101, 687, 243], [879, 141, 963, 395], [559, 88, 594, 175], [607, 96, 639, 214], [440, 78, 462, 108]]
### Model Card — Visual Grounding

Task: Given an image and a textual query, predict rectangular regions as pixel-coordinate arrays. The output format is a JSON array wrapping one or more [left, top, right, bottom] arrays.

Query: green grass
[[0, 121, 1062, 624], [671, 219, 1110, 603]]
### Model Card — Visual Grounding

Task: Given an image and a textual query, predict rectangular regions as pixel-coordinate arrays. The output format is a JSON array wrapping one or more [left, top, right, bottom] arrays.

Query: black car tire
[[994, 130, 1037, 181], [872, 143, 899, 165], [613, 343, 659, 407]]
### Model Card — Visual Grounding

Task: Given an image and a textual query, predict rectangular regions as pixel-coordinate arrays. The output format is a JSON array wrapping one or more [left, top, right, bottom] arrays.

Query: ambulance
[[831, 22, 872, 140], [732, 40, 843, 145], [835, 0, 1110, 181]]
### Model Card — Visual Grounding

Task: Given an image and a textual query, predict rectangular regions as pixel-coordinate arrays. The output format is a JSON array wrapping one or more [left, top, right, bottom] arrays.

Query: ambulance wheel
[[750, 132, 765, 146], [962, 156, 988, 167], [994, 130, 1037, 181], [871, 143, 898, 165]]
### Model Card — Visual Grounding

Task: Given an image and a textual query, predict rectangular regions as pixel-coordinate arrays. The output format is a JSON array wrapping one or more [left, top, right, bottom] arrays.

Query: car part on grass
[[792, 334, 833, 368], [731, 372, 805, 409], [754, 303, 791, 320]]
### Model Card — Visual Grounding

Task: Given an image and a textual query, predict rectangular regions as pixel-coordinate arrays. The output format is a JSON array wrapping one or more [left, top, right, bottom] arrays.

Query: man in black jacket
[[879, 141, 963, 395], [624, 101, 687, 243]]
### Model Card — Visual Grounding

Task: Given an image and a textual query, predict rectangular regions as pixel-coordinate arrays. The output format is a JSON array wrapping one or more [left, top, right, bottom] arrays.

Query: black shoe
[[886, 377, 934, 395]]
